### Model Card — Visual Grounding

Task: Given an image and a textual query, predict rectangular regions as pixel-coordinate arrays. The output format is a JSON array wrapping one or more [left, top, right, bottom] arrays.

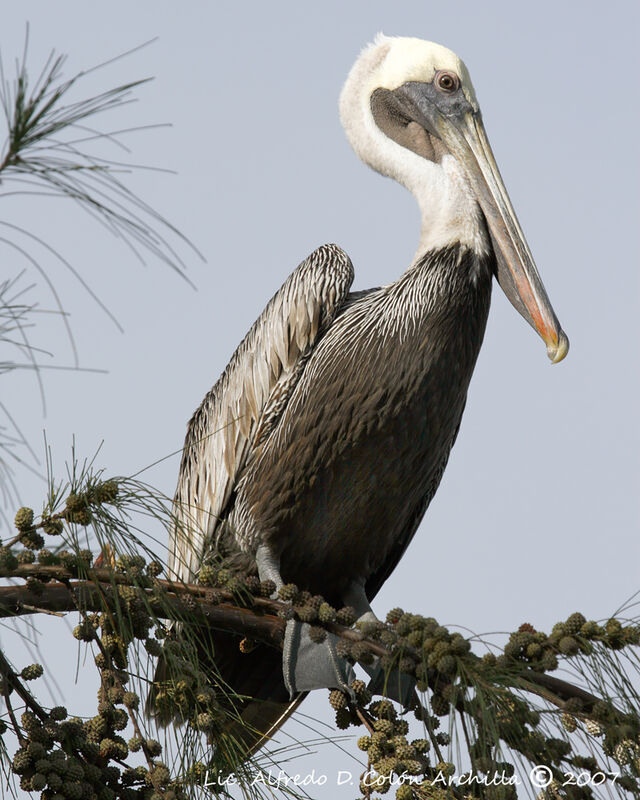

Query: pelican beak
[[386, 80, 569, 363], [435, 110, 569, 363]]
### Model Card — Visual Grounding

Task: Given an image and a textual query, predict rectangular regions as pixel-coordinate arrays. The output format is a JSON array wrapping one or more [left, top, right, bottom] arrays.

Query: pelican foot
[[361, 660, 415, 708], [341, 581, 415, 706], [254, 545, 355, 695], [282, 619, 355, 697]]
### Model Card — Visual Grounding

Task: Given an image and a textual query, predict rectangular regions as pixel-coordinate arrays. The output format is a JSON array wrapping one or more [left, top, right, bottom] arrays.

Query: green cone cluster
[[4, 519, 640, 799], [9, 661, 184, 800]]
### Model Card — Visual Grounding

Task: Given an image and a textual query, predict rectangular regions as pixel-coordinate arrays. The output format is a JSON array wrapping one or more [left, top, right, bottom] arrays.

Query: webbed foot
[[255, 544, 356, 697], [361, 660, 415, 707], [344, 580, 416, 707], [254, 546, 412, 703], [282, 620, 355, 697]]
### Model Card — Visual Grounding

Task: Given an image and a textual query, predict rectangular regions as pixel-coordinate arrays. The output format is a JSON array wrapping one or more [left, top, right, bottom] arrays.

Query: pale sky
[[2, 2, 639, 797]]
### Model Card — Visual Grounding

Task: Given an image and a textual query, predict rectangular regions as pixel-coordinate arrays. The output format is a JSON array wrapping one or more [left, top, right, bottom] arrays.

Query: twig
[[18, 602, 64, 617], [0, 648, 49, 722], [354, 705, 375, 736], [519, 670, 606, 710], [3, 690, 25, 745]]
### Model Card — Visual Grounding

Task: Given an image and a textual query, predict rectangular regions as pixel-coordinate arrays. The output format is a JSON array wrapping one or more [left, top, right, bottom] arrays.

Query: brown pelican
[[155, 34, 568, 754]]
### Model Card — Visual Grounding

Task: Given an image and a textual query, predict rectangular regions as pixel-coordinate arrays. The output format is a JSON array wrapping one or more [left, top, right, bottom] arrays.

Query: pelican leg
[[343, 579, 377, 623], [254, 544, 355, 698], [343, 579, 415, 708], [255, 543, 284, 591]]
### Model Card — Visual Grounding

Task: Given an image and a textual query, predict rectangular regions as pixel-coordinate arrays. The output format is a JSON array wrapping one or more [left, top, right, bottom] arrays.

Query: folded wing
[[169, 243, 354, 584]]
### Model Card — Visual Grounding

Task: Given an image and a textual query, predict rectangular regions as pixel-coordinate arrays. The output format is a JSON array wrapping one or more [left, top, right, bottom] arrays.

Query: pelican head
[[340, 34, 569, 363]]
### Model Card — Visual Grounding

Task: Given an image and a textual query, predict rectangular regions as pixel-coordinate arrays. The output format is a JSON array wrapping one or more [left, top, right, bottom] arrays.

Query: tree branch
[[0, 573, 616, 716]]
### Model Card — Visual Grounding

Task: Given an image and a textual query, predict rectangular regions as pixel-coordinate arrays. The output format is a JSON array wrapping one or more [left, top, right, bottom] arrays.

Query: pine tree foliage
[[0, 30, 197, 516], [1, 33, 639, 800], [1, 479, 640, 799]]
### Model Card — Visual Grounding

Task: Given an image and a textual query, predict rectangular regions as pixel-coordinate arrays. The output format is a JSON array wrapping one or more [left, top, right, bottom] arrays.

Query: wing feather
[[169, 244, 354, 583]]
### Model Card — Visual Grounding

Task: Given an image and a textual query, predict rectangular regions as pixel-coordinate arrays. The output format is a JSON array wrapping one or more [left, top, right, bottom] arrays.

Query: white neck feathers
[[339, 37, 489, 263]]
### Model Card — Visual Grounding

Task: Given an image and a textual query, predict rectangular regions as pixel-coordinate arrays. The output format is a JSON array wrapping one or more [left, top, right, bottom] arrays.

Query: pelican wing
[[169, 244, 354, 583]]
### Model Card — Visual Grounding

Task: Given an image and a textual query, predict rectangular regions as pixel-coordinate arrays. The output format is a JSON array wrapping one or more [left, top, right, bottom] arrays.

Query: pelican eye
[[435, 70, 460, 94]]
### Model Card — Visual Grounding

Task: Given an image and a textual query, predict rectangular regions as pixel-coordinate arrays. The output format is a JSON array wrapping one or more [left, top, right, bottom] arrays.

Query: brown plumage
[[150, 34, 567, 759], [230, 245, 492, 605]]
